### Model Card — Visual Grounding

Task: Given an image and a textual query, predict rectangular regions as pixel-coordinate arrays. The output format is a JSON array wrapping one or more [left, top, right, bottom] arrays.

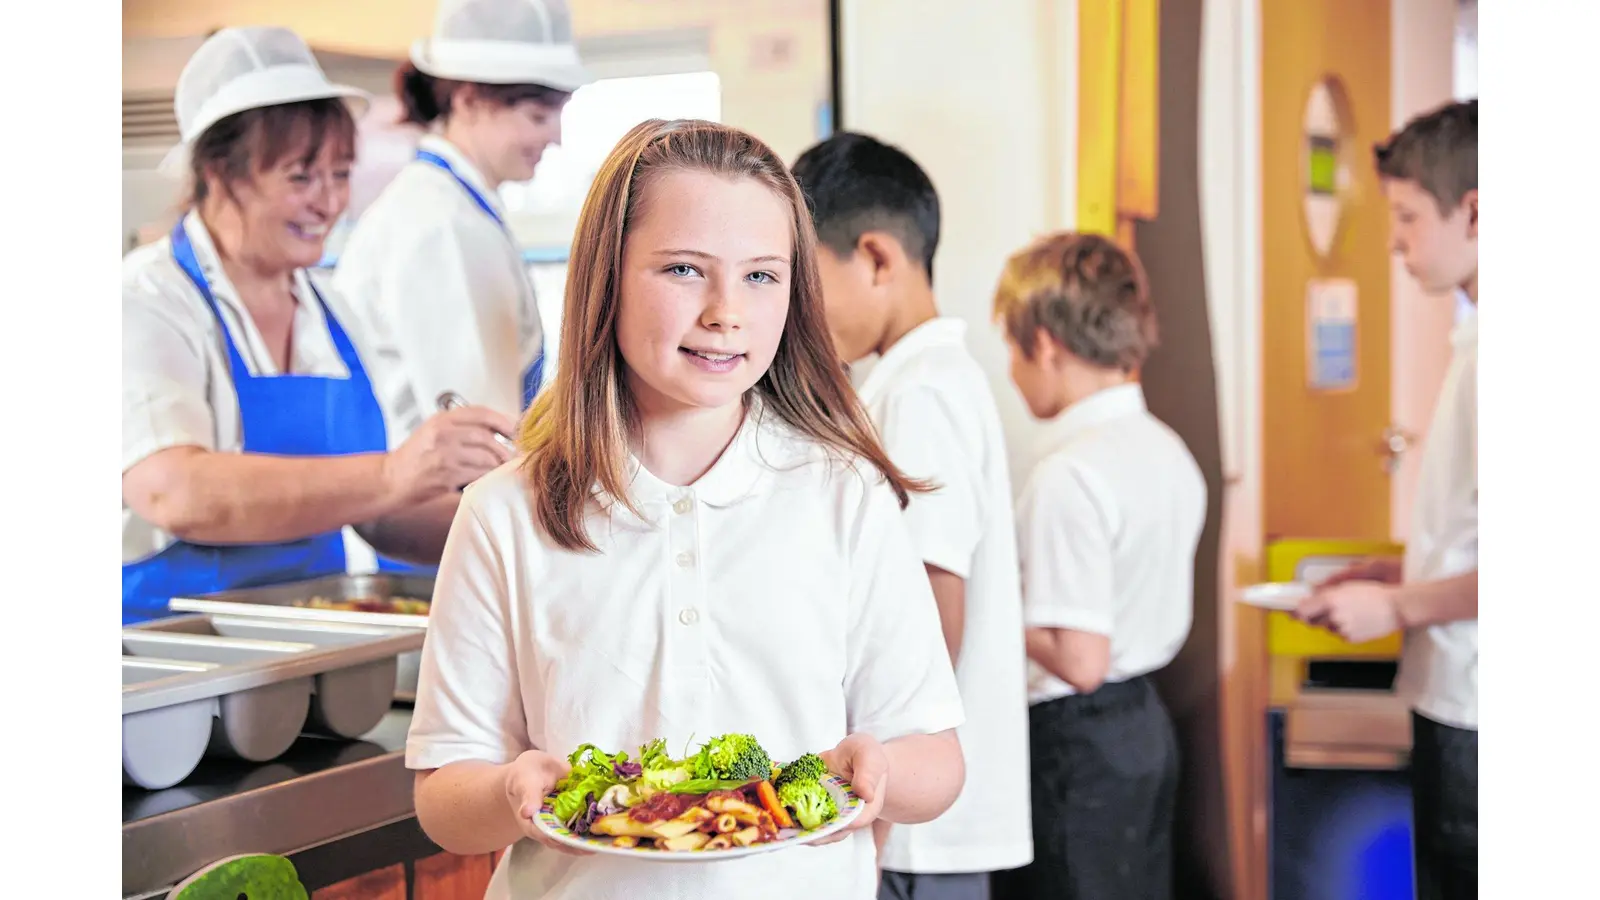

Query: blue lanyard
[[416, 149, 505, 230]]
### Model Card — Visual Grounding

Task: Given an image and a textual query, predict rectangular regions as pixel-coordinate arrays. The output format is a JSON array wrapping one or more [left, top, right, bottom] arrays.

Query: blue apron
[[415, 148, 544, 406], [121, 221, 393, 625]]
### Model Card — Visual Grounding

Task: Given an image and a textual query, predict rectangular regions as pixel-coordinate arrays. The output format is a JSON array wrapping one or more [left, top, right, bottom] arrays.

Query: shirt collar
[[857, 317, 968, 403], [417, 135, 507, 219], [1035, 382, 1148, 455], [178, 210, 318, 316], [1452, 301, 1478, 348], [598, 400, 779, 530]]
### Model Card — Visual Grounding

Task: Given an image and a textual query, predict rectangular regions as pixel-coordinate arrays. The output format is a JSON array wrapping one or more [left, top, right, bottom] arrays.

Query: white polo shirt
[[1016, 384, 1207, 704], [854, 318, 1032, 874], [1395, 308, 1478, 730], [121, 211, 382, 566], [406, 405, 966, 900], [333, 135, 544, 447]]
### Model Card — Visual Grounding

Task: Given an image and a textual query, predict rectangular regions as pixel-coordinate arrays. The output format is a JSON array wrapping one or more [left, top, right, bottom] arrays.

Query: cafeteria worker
[[121, 27, 516, 625], [333, 0, 592, 432]]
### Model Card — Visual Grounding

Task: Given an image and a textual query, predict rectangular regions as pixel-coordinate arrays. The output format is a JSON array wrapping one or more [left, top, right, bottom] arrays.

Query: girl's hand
[[812, 733, 890, 846], [503, 750, 594, 856]]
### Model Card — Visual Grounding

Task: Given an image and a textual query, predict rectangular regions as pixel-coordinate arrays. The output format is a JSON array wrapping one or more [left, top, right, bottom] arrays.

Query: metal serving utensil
[[435, 391, 517, 453]]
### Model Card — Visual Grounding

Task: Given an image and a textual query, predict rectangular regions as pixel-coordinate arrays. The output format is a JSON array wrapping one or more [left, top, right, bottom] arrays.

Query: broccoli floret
[[705, 733, 773, 782], [773, 752, 827, 789], [778, 779, 838, 830]]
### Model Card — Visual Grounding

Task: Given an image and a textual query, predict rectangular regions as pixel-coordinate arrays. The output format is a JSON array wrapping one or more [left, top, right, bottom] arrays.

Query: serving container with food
[[168, 574, 434, 700], [123, 575, 434, 791]]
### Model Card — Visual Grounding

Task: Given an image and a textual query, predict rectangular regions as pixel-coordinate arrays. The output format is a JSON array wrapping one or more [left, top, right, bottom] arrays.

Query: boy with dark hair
[[987, 231, 1205, 900], [793, 133, 1033, 900], [1297, 98, 1479, 900]]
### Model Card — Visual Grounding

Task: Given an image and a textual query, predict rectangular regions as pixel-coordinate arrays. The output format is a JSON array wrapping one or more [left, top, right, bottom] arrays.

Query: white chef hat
[[160, 26, 370, 178], [410, 0, 593, 92]]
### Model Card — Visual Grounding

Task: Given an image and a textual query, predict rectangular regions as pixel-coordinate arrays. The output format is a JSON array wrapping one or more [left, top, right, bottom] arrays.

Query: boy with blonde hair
[[989, 232, 1205, 900]]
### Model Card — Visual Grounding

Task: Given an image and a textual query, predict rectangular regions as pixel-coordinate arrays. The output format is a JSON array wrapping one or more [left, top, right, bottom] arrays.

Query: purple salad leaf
[[573, 792, 600, 835]]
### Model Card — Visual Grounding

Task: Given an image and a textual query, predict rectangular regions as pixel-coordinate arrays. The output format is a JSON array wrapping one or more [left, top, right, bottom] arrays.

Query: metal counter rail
[[122, 711, 418, 898]]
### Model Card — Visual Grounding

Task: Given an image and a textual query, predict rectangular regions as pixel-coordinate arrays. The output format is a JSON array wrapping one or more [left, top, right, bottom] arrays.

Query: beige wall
[[568, 0, 830, 164], [122, 0, 830, 164], [838, 0, 1075, 482]]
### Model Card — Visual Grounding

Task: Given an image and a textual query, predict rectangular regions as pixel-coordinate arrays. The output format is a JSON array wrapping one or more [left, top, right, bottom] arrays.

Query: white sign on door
[[1307, 278, 1359, 392]]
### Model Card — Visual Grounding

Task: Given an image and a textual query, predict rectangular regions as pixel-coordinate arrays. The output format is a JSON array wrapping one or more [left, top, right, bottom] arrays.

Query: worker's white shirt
[[406, 405, 966, 900], [1016, 384, 1207, 704], [854, 318, 1032, 874], [1396, 308, 1478, 730], [121, 211, 381, 565], [333, 135, 543, 446]]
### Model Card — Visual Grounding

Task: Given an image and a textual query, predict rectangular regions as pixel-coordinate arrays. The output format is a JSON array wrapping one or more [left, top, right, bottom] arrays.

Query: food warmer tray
[[122, 614, 423, 791], [168, 574, 435, 702], [168, 574, 436, 628]]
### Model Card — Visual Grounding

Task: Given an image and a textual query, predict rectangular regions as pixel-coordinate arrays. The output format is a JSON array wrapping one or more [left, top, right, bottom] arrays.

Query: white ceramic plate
[[533, 776, 864, 861], [1238, 582, 1312, 612]]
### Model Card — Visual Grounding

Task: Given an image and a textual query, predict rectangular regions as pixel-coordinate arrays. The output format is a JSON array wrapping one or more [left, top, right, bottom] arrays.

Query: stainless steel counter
[[122, 710, 420, 899]]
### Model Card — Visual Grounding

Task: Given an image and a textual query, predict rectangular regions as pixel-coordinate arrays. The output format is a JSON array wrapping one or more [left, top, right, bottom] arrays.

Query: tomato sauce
[[628, 791, 701, 823]]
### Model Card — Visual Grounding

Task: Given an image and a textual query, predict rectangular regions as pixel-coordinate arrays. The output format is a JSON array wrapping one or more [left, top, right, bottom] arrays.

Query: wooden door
[[1261, 0, 1394, 542]]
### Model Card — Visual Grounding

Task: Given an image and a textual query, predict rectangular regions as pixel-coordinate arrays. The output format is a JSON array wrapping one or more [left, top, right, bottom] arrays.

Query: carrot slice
[[756, 779, 793, 829]]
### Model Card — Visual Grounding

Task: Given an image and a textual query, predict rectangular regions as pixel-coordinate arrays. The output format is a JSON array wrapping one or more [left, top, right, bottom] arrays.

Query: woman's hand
[[812, 733, 890, 847], [502, 750, 593, 856], [385, 406, 518, 504]]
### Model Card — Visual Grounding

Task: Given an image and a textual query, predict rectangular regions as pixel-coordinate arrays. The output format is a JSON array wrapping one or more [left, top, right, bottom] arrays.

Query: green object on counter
[[167, 854, 307, 900]]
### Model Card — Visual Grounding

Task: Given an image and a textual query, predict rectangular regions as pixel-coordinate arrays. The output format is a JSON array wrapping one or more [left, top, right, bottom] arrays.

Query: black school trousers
[[991, 675, 1179, 900], [1410, 711, 1478, 900]]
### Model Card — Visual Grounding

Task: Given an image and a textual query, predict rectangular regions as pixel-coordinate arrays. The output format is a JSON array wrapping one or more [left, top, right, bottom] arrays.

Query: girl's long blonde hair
[[519, 118, 928, 551]]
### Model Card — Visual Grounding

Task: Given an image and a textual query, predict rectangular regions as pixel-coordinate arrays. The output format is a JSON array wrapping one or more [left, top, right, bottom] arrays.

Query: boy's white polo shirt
[[855, 317, 1033, 874], [1016, 384, 1207, 704], [1396, 309, 1478, 730]]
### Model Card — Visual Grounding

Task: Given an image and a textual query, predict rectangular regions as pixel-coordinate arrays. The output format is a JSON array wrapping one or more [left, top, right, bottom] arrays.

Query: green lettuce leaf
[[665, 777, 752, 795]]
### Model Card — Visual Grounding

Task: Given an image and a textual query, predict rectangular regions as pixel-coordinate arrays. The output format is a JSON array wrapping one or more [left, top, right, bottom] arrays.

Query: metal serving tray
[[167, 574, 434, 701], [122, 614, 424, 791], [168, 574, 436, 628]]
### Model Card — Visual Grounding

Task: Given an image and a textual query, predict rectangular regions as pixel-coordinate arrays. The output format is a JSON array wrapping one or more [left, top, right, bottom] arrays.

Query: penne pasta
[[660, 832, 712, 852], [651, 818, 703, 840], [590, 812, 658, 839]]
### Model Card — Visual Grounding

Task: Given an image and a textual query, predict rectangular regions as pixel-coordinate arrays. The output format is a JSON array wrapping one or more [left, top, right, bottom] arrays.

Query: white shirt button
[[678, 608, 700, 625], [673, 497, 693, 515], [675, 551, 696, 568]]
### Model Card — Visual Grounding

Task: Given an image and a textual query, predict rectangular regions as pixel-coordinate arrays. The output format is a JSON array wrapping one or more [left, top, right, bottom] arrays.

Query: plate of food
[[1238, 582, 1312, 612], [534, 733, 862, 859]]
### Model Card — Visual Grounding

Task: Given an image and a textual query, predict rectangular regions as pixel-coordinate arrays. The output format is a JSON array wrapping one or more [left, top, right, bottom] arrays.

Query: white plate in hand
[[1238, 582, 1312, 612]]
